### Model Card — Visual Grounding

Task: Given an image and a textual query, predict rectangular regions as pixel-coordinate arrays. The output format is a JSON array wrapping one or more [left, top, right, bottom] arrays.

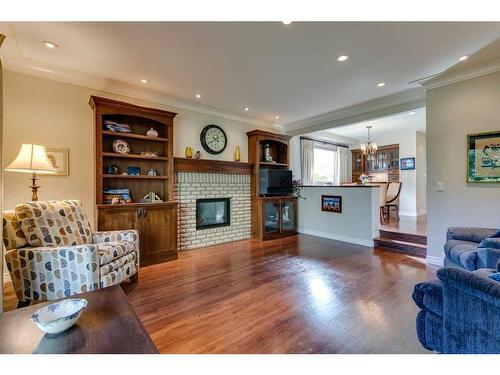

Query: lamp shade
[[5, 144, 57, 174]]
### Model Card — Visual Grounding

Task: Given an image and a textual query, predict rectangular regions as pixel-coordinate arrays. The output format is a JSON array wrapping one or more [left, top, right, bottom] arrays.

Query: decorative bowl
[[31, 298, 88, 334]]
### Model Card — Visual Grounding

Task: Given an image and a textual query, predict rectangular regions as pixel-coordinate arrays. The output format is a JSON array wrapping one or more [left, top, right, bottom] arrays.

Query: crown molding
[[3, 56, 273, 128], [285, 88, 425, 136], [414, 58, 500, 91]]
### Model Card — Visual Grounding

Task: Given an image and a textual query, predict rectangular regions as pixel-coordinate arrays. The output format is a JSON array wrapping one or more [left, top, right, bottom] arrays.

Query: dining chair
[[385, 182, 402, 221]]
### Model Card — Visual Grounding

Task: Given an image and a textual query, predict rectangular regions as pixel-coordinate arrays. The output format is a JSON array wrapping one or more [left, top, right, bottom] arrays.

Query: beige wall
[[426, 71, 500, 264], [3, 70, 265, 228]]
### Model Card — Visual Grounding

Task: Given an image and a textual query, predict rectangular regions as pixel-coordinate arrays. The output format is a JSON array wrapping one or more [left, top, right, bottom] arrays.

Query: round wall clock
[[200, 124, 227, 155]]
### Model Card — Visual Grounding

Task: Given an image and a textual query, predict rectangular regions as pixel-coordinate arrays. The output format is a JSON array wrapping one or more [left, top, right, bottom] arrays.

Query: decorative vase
[[234, 145, 241, 162], [263, 144, 272, 162], [185, 146, 193, 159], [146, 128, 158, 138], [194, 151, 201, 160]]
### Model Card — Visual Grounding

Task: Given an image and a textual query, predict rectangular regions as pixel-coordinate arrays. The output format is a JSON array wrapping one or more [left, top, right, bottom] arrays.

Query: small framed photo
[[321, 195, 342, 213], [400, 157, 415, 170], [467, 130, 500, 183], [46, 148, 69, 176]]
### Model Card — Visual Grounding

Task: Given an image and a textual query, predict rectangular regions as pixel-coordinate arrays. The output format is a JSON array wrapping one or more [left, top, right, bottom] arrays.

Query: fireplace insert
[[196, 198, 230, 230]]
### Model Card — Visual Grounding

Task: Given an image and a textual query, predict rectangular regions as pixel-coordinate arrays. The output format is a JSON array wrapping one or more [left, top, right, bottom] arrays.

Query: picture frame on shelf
[[467, 130, 500, 183], [400, 157, 415, 171], [46, 148, 69, 176], [321, 195, 342, 213]]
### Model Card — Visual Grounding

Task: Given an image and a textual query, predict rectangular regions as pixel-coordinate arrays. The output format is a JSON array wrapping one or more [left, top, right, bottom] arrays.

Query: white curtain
[[336, 147, 352, 184], [300, 138, 315, 185]]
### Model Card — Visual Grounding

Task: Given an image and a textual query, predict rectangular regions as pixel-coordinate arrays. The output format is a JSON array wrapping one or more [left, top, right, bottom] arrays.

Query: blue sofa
[[445, 227, 500, 270], [413, 267, 500, 353]]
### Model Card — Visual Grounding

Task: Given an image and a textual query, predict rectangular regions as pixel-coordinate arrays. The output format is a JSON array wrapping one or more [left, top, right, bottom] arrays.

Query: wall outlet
[[437, 182, 444, 192]]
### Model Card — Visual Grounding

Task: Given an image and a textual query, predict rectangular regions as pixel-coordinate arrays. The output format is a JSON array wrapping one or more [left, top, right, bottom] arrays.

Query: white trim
[[416, 58, 500, 91], [426, 255, 444, 267], [4, 56, 273, 128], [285, 88, 425, 136], [298, 228, 374, 247], [399, 210, 418, 217]]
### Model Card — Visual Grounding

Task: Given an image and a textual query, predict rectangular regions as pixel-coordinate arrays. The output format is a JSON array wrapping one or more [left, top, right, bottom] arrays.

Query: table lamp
[[5, 144, 57, 201]]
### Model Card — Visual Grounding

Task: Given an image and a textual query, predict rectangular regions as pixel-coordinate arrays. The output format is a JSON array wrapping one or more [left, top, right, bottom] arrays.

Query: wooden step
[[373, 237, 427, 258], [379, 229, 427, 245]]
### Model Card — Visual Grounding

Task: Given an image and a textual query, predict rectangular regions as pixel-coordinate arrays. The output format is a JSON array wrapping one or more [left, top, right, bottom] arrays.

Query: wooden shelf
[[102, 152, 168, 161], [259, 162, 288, 167], [96, 201, 178, 209], [103, 174, 168, 180], [102, 130, 168, 142], [174, 157, 252, 174]]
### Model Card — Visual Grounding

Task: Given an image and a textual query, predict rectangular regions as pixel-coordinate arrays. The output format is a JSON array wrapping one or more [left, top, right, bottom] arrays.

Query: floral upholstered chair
[[3, 200, 139, 308]]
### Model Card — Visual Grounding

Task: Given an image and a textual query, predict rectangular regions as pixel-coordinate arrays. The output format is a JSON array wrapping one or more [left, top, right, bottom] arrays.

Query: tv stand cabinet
[[247, 130, 297, 240]]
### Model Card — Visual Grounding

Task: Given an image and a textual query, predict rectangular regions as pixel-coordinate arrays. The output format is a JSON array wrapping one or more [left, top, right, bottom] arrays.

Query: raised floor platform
[[375, 215, 427, 258]]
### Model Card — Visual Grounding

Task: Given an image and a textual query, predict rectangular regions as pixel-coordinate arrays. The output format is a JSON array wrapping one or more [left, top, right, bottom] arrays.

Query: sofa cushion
[[15, 200, 92, 247], [444, 241, 478, 270], [488, 230, 500, 238], [488, 272, 500, 282], [479, 237, 500, 249], [444, 240, 477, 256], [447, 227, 498, 243], [3, 210, 28, 250], [97, 240, 136, 266]]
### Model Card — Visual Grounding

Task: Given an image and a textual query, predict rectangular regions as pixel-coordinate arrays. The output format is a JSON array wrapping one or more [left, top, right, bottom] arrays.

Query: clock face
[[200, 125, 227, 155]]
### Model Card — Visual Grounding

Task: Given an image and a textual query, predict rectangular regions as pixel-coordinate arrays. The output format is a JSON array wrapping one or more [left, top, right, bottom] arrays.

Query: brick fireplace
[[174, 171, 251, 250]]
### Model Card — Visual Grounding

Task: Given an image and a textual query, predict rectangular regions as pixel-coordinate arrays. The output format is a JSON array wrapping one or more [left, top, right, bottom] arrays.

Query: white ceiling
[[1, 22, 499, 126], [318, 107, 426, 143]]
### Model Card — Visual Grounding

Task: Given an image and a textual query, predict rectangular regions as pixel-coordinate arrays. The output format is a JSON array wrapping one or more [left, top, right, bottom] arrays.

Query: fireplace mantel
[[174, 157, 252, 175]]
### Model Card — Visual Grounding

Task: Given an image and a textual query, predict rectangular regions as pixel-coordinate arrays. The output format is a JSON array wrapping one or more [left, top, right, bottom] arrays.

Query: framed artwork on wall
[[467, 130, 500, 183], [400, 157, 415, 170], [46, 148, 69, 176], [321, 195, 342, 213]]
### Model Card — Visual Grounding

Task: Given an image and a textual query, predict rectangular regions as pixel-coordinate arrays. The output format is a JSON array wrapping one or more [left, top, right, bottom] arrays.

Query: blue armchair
[[445, 227, 500, 270], [413, 267, 500, 353]]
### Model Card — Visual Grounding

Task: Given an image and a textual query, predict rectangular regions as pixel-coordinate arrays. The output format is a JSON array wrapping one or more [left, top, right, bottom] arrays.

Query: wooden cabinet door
[[141, 204, 178, 265], [280, 198, 297, 234], [97, 206, 142, 233]]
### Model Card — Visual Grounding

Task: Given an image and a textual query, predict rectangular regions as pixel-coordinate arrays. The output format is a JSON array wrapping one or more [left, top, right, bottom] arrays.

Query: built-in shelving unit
[[90, 96, 179, 265]]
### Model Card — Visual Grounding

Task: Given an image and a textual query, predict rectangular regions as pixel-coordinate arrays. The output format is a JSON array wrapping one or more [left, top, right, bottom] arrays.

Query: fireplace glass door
[[196, 198, 230, 230]]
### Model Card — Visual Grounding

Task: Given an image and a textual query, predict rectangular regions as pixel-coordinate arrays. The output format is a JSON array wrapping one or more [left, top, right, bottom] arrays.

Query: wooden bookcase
[[90, 96, 178, 265], [247, 130, 297, 240]]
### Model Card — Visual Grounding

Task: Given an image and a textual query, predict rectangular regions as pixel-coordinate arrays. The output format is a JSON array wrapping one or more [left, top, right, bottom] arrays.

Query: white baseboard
[[426, 255, 444, 267], [399, 210, 418, 217], [298, 228, 374, 247]]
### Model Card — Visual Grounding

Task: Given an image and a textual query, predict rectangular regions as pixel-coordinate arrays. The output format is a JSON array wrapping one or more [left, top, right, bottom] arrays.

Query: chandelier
[[360, 125, 378, 155]]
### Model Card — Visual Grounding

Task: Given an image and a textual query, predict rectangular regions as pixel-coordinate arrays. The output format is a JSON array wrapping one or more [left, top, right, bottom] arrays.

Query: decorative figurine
[[105, 164, 120, 174], [185, 146, 193, 159], [141, 192, 162, 203], [194, 151, 201, 159], [112, 139, 130, 154], [234, 145, 241, 162], [263, 143, 273, 162], [127, 166, 141, 176], [140, 151, 160, 157], [146, 127, 158, 138], [147, 168, 157, 176]]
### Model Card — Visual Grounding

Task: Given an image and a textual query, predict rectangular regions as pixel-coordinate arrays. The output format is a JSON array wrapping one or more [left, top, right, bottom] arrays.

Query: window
[[313, 146, 336, 184]]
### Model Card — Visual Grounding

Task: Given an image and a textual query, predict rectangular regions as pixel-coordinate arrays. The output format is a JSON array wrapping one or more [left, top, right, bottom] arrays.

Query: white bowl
[[31, 298, 88, 334]]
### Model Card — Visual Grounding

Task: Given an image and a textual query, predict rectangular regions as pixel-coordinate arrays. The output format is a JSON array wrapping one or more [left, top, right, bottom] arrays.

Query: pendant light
[[360, 126, 378, 155]]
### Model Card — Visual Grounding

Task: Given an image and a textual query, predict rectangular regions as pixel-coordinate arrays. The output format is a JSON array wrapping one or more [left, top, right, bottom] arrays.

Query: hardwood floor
[[3, 234, 437, 353]]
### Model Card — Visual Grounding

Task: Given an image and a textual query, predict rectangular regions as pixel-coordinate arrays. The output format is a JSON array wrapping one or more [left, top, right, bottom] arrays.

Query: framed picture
[[400, 157, 415, 170], [467, 130, 500, 183], [46, 148, 69, 176], [321, 195, 342, 213]]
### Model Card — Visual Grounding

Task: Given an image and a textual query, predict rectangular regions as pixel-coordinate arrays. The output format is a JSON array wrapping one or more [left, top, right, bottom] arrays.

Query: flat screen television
[[259, 169, 293, 196]]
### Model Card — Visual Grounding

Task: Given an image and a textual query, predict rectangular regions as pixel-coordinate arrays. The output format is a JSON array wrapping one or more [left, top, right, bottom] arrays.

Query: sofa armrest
[[446, 227, 497, 243], [92, 229, 139, 244], [5, 244, 99, 303], [437, 267, 500, 353], [412, 279, 443, 317]]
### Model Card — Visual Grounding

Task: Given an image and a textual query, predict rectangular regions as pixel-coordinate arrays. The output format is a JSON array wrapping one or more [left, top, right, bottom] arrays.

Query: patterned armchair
[[3, 200, 139, 308]]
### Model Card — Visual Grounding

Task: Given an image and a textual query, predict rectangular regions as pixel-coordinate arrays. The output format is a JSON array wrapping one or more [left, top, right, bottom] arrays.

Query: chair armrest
[[92, 229, 139, 244], [437, 267, 500, 353], [5, 244, 99, 303], [446, 227, 497, 243]]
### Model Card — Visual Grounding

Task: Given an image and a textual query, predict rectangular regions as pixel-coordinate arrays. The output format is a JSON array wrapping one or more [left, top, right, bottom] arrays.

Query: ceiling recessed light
[[377, 82, 386, 87], [408, 111, 416, 115], [195, 94, 201, 98], [275, 116, 280, 119], [273, 124, 284, 129], [244, 107, 250, 111], [337, 55, 349, 62], [458, 54, 470, 62], [282, 21, 293, 25], [140, 79, 148, 84], [43, 41, 58, 49]]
